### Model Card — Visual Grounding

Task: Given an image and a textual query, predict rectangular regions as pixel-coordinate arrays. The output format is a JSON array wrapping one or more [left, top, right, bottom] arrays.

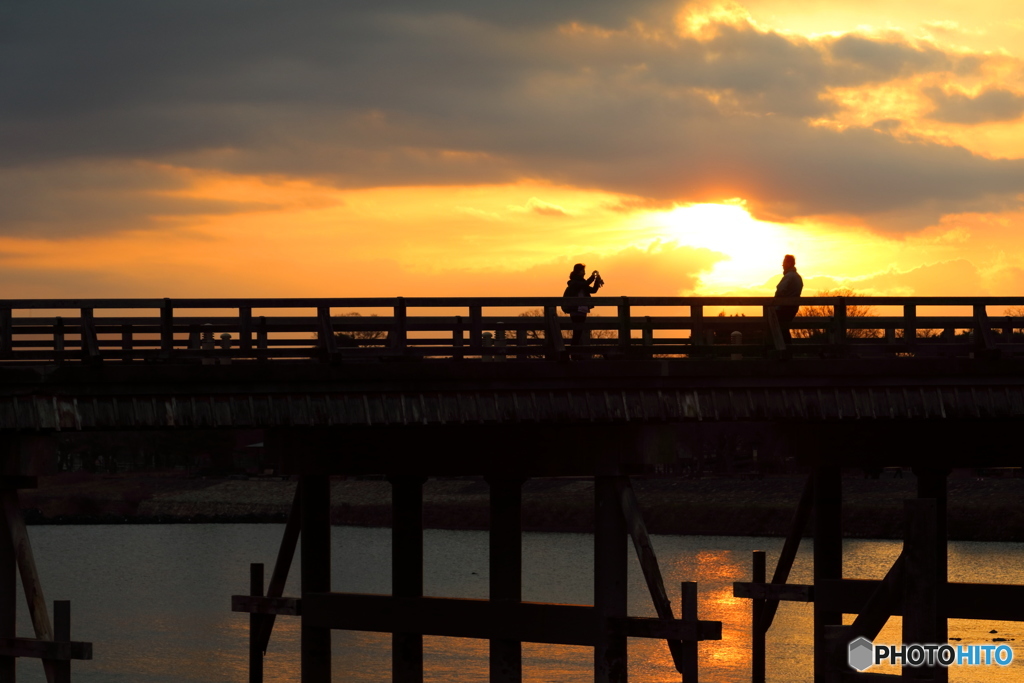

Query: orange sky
[[4, 2, 1024, 300]]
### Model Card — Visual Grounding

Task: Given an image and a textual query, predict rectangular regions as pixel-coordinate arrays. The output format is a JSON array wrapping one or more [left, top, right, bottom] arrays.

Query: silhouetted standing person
[[774, 254, 803, 341], [562, 263, 604, 348]]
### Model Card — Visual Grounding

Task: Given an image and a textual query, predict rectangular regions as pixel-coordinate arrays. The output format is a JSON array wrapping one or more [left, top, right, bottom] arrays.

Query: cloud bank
[[3, 1, 1024, 237]]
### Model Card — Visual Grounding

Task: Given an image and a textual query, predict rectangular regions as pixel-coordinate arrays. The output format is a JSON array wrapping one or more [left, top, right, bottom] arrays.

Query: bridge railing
[[0, 296, 1022, 363]]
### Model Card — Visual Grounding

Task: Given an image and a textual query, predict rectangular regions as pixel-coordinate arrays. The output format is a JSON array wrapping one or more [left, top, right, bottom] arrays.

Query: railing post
[[54, 317, 65, 363], [764, 307, 785, 354], [642, 316, 653, 351], [973, 304, 995, 357], [453, 316, 465, 361], [239, 307, 253, 354], [317, 306, 337, 358], [617, 297, 630, 354], [160, 299, 174, 356], [469, 304, 483, 353], [393, 298, 408, 352], [751, 551, 766, 683], [249, 563, 264, 683], [543, 306, 565, 361], [494, 323, 506, 362], [832, 298, 846, 347], [256, 316, 268, 360], [903, 303, 916, 349], [691, 304, 704, 351], [80, 307, 100, 361], [120, 324, 133, 362]]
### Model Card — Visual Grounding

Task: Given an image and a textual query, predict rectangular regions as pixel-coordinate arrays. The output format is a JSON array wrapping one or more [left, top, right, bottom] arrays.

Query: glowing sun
[[655, 202, 795, 291]]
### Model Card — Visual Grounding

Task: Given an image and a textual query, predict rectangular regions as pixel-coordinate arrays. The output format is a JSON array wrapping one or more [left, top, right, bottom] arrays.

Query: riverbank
[[18, 470, 1024, 541]]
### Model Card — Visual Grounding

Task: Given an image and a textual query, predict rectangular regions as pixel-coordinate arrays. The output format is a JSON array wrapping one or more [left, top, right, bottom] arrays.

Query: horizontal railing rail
[[0, 297, 1021, 363]]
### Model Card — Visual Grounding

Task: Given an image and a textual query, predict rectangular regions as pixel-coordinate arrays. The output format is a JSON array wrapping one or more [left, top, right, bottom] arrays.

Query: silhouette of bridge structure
[[0, 296, 1021, 682]]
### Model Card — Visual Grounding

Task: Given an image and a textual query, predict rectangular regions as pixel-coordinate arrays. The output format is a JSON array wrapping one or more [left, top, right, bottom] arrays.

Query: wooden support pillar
[[813, 466, 842, 683], [487, 476, 524, 683], [390, 476, 425, 683], [903, 497, 940, 682], [249, 563, 264, 683], [914, 467, 948, 683], [52, 601, 70, 683], [680, 582, 698, 683], [0, 491, 13, 683], [300, 475, 331, 683], [751, 551, 766, 683], [594, 476, 627, 683]]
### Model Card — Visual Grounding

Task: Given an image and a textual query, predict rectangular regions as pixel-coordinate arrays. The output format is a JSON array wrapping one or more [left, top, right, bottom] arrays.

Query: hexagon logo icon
[[848, 636, 874, 672]]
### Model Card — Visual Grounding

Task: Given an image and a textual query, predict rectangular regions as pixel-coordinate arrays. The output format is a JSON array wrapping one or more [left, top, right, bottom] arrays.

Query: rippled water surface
[[13, 525, 1024, 682]]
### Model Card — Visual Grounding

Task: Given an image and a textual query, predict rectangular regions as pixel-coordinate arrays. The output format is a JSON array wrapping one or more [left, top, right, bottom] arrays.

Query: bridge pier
[[301, 474, 331, 683], [908, 467, 949, 683], [0, 488, 13, 683], [594, 476, 628, 683], [487, 476, 524, 683], [813, 465, 842, 683], [391, 475, 426, 683]]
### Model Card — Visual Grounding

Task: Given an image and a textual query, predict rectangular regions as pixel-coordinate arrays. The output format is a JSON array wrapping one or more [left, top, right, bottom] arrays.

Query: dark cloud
[[828, 35, 953, 81], [0, 163, 279, 237], [1, 2, 1020, 236], [925, 87, 1024, 124]]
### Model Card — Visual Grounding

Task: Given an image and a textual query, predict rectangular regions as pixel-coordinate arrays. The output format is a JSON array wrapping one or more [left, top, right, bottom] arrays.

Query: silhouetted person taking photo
[[562, 263, 604, 347], [774, 254, 803, 341]]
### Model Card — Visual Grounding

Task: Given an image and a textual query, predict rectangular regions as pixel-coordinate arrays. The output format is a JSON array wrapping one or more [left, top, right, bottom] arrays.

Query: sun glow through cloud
[[655, 202, 798, 290]]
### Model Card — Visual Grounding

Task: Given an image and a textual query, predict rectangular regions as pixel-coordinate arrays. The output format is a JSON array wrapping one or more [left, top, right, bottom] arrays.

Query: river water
[[13, 525, 1024, 682]]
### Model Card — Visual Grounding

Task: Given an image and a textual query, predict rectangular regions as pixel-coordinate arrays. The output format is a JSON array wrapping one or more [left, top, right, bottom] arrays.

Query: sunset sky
[[5, 1, 1024, 300]]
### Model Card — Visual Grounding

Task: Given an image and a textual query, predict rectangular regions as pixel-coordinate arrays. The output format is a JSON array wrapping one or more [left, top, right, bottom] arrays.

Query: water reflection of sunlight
[[27, 525, 1024, 683]]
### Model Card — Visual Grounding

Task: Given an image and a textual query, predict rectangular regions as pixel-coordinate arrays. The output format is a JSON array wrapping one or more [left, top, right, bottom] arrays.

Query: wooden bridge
[[0, 296, 1020, 682], [0, 294, 1019, 364]]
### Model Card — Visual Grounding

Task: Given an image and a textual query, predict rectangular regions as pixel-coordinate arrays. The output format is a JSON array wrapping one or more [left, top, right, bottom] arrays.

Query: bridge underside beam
[[263, 420, 1011, 478]]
